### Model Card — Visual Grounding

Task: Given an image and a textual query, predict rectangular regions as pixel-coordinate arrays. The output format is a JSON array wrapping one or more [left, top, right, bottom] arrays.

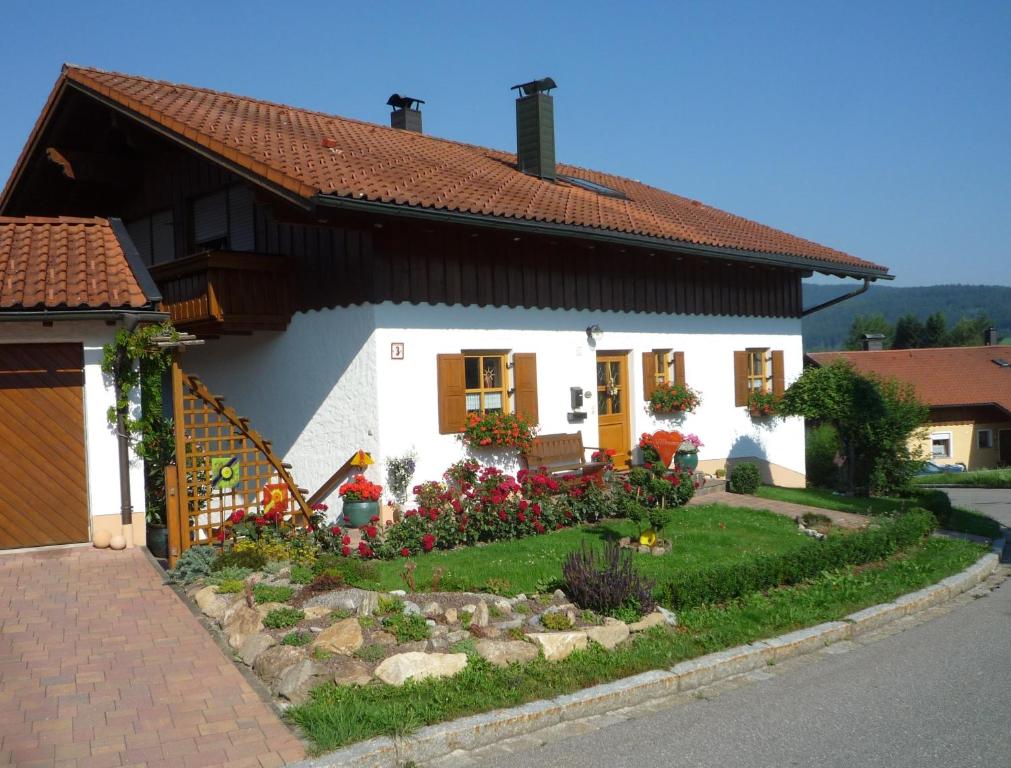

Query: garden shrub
[[263, 607, 305, 629], [167, 545, 218, 584], [562, 542, 656, 616], [354, 644, 386, 662], [290, 564, 314, 584], [311, 554, 378, 586], [212, 548, 267, 572], [381, 613, 430, 643], [541, 611, 574, 631], [216, 580, 245, 594], [204, 565, 252, 586], [729, 463, 761, 494], [253, 584, 294, 604], [657, 508, 937, 609], [903, 489, 1001, 538], [806, 423, 842, 490]]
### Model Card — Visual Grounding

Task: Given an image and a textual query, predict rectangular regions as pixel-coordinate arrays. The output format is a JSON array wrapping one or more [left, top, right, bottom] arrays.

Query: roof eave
[[314, 193, 892, 280]]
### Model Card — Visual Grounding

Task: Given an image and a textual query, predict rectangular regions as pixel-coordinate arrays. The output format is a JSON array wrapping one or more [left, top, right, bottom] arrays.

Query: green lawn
[[365, 504, 808, 595], [754, 486, 910, 516], [912, 468, 1011, 488], [290, 536, 985, 752]]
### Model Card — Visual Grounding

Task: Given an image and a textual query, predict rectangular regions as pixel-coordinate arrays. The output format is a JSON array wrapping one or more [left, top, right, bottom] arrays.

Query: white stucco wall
[[181, 302, 806, 506], [0, 321, 145, 532], [180, 305, 381, 503]]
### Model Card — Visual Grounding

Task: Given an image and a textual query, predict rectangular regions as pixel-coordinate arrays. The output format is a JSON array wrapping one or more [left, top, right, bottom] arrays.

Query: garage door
[[0, 343, 89, 548]]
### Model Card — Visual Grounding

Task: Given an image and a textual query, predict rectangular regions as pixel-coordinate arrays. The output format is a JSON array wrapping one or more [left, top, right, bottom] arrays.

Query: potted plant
[[461, 411, 537, 451], [675, 433, 703, 472], [338, 474, 383, 527], [648, 381, 702, 416], [746, 390, 780, 418]]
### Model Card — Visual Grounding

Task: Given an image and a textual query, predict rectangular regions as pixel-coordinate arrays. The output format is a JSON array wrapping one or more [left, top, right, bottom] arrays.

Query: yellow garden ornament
[[350, 450, 374, 468], [639, 529, 657, 547]]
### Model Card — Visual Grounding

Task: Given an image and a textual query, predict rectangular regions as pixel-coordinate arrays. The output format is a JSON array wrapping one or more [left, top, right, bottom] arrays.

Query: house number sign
[[391, 343, 405, 360]]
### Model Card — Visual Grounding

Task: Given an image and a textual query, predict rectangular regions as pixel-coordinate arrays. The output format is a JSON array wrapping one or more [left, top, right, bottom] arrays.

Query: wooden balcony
[[150, 251, 293, 334]]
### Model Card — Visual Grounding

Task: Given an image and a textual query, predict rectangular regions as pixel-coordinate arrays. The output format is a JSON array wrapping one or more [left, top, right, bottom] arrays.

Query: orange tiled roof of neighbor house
[[3, 66, 889, 277], [0, 216, 149, 310], [807, 347, 1011, 415]]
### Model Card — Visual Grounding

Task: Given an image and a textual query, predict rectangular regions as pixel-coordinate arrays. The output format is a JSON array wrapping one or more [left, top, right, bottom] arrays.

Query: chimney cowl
[[512, 76, 557, 181], [862, 333, 885, 351], [387, 93, 424, 133]]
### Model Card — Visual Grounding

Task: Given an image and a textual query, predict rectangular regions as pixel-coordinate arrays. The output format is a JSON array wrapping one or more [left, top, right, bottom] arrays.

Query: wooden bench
[[522, 432, 607, 477]]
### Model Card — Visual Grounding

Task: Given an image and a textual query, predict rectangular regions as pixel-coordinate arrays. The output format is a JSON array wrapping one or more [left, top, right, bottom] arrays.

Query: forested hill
[[801, 284, 1011, 351]]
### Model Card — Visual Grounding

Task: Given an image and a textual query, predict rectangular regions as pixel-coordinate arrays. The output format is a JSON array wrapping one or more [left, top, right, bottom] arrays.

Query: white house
[[0, 66, 892, 523], [0, 216, 161, 549]]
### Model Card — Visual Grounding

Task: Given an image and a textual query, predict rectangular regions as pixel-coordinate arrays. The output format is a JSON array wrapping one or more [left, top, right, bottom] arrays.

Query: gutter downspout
[[801, 277, 872, 317]]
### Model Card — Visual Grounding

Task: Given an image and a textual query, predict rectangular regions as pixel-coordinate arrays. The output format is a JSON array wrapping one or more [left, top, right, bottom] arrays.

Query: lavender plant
[[562, 542, 656, 616]]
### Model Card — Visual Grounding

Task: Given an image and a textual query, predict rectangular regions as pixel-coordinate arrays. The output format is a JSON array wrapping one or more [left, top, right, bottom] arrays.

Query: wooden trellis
[[165, 359, 310, 566]]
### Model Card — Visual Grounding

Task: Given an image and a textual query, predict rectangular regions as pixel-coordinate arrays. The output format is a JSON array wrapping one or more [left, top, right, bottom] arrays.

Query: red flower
[[216, 528, 227, 542], [358, 541, 373, 557], [341, 545, 351, 556], [228, 509, 246, 524], [342, 535, 351, 545], [517, 511, 526, 523], [422, 533, 436, 552], [331, 525, 342, 536], [370, 515, 380, 524], [400, 547, 411, 557], [364, 525, 378, 539], [498, 510, 508, 521], [533, 521, 545, 534], [518, 500, 529, 512]]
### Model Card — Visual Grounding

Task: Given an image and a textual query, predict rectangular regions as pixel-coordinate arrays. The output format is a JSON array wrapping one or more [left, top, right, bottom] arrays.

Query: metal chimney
[[387, 94, 424, 133], [984, 327, 998, 346], [511, 77, 557, 180], [862, 333, 885, 351]]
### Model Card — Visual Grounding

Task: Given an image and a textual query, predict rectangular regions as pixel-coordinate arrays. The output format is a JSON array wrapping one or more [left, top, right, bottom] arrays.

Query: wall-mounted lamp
[[585, 324, 604, 343]]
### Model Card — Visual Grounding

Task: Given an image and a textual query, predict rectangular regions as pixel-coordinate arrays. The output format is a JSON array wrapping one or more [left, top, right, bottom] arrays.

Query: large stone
[[657, 607, 678, 626], [302, 606, 332, 621], [443, 608, 458, 624], [332, 657, 374, 687], [403, 601, 422, 616], [494, 618, 524, 631], [493, 599, 513, 615], [473, 602, 489, 628], [304, 588, 380, 615], [254, 645, 306, 686], [422, 602, 443, 617], [311, 618, 363, 656], [194, 587, 233, 621], [475, 639, 538, 667], [374, 652, 468, 686], [629, 612, 666, 633], [238, 633, 276, 666], [274, 660, 328, 703], [224, 605, 264, 649], [370, 630, 398, 646], [528, 631, 588, 661], [445, 630, 470, 644], [221, 598, 251, 626], [585, 620, 630, 650]]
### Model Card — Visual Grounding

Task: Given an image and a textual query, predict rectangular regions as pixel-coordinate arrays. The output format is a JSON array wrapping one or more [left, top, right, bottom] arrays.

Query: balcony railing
[[149, 250, 293, 334]]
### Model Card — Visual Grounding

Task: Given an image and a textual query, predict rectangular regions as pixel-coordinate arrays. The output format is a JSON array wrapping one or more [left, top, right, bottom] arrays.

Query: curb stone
[[289, 541, 1004, 768]]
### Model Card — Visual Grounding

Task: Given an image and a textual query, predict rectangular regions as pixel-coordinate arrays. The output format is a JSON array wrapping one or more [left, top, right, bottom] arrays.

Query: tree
[[892, 314, 926, 349], [945, 313, 993, 347], [843, 314, 893, 351], [781, 361, 928, 496], [923, 312, 947, 348]]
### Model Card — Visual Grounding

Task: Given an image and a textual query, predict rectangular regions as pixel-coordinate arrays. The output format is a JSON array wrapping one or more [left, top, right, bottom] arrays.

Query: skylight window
[[558, 174, 627, 199], [992, 358, 1010, 368]]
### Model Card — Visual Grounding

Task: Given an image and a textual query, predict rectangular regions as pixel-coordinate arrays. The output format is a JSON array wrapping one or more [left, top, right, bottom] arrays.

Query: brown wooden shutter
[[733, 350, 749, 407], [513, 353, 539, 425], [673, 351, 686, 387], [642, 352, 658, 401], [771, 349, 785, 398], [437, 354, 467, 434]]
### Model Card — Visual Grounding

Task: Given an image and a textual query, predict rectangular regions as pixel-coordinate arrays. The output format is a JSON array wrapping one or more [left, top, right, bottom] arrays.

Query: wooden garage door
[[0, 343, 89, 548]]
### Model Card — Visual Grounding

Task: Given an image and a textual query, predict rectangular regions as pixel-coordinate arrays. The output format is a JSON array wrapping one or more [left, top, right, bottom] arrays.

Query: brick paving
[[688, 490, 870, 529], [0, 546, 305, 768]]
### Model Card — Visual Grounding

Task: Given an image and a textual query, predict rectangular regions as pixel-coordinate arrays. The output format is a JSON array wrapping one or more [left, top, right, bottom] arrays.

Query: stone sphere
[[93, 530, 112, 548], [109, 534, 127, 551]]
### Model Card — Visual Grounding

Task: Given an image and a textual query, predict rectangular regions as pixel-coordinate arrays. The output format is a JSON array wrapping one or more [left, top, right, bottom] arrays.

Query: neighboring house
[[0, 215, 162, 549], [808, 335, 1011, 470], [0, 65, 891, 505]]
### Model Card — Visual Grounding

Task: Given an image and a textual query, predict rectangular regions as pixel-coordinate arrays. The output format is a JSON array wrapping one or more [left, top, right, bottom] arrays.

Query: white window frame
[[977, 429, 993, 450], [931, 432, 953, 459]]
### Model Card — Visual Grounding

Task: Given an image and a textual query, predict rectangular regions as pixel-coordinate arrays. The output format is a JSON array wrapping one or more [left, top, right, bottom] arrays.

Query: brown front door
[[0, 344, 89, 549], [1000, 430, 1011, 467], [596, 353, 631, 468]]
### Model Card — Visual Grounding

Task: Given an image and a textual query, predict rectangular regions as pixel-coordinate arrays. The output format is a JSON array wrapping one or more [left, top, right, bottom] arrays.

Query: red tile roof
[[807, 347, 1011, 415], [3, 66, 888, 278], [0, 216, 150, 310]]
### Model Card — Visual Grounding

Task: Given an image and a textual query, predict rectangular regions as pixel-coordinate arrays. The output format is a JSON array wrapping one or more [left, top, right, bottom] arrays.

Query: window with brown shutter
[[643, 349, 686, 401], [438, 351, 539, 432], [734, 348, 784, 406], [771, 350, 785, 397], [513, 353, 539, 425], [437, 354, 467, 434], [672, 351, 686, 387], [733, 350, 750, 407]]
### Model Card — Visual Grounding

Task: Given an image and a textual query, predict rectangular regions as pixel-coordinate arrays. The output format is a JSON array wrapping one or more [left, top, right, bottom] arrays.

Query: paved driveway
[[944, 488, 1011, 529], [0, 547, 304, 768]]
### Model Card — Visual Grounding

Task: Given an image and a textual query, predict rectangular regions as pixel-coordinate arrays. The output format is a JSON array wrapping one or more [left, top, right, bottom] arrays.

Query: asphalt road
[[478, 490, 1011, 768]]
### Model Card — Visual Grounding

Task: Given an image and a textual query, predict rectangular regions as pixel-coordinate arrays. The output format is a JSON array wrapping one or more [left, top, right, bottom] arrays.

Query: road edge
[[290, 537, 1005, 768]]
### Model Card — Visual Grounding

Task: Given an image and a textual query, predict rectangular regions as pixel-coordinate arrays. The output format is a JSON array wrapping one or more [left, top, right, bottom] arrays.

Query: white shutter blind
[[227, 186, 255, 251], [193, 191, 228, 245], [151, 210, 175, 263]]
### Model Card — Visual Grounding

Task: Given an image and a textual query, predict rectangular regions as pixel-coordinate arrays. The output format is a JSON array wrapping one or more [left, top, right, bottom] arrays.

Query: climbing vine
[[101, 321, 180, 524]]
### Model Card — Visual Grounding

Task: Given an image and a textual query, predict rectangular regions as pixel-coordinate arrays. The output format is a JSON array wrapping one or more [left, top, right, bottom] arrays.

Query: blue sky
[[1, 0, 1008, 286]]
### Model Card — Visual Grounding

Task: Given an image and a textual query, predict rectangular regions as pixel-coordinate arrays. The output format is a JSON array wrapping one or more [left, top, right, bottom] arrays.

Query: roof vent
[[984, 326, 999, 346], [387, 94, 424, 133], [993, 358, 1010, 368], [861, 333, 886, 351], [511, 77, 557, 181]]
